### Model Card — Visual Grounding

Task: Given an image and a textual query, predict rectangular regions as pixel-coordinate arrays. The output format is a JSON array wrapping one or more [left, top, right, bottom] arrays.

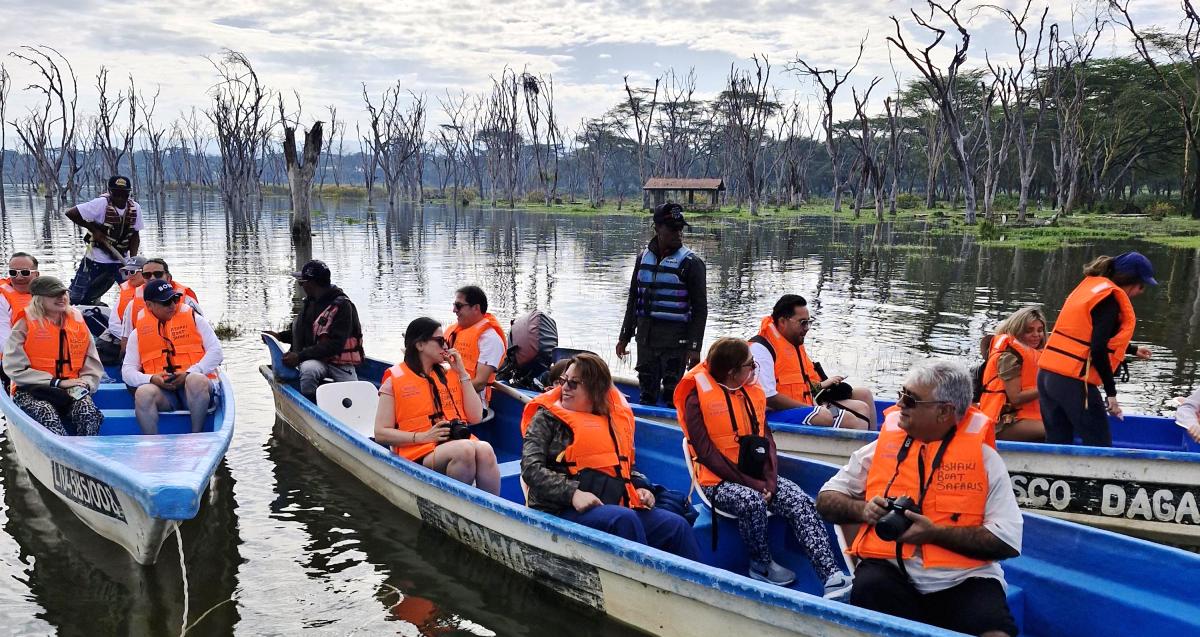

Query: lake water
[[1, 191, 1198, 634]]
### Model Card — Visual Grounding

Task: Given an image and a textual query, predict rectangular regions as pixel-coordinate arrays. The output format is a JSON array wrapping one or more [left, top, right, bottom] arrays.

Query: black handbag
[[575, 468, 628, 506], [736, 434, 769, 480]]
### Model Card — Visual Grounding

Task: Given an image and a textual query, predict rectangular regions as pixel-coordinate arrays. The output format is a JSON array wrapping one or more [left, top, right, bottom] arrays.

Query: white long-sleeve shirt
[[121, 313, 223, 387]]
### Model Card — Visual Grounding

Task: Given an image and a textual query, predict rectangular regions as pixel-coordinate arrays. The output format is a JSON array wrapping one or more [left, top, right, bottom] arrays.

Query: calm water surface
[[1, 192, 1198, 635]]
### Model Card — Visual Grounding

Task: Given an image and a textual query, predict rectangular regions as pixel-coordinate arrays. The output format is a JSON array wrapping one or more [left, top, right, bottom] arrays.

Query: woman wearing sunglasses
[[521, 352, 700, 560], [374, 317, 500, 495], [3, 276, 104, 436], [675, 338, 851, 595]]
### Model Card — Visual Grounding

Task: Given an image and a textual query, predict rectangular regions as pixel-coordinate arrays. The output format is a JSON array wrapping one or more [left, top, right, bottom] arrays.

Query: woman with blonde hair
[[979, 307, 1047, 442], [2, 276, 104, 436]]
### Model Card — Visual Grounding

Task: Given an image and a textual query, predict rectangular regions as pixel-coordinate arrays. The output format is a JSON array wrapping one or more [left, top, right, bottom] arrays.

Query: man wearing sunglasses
[[0, 252, 40, 391], [265, 260, 364, 400], [118, 258, 201, 347], [446, 285, 506, 406], [94, 256, 146, 365], [616, 202, 708, 407], [122, 279, 223, 434], [816, 359, 1021, 637], [750, 294, 874, 430], [64, 175, 144, 305]]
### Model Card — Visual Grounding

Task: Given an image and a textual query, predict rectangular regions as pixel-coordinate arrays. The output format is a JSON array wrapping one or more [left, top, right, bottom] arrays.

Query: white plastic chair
[[316, 381, 379, 440], [681, 438, 737, 519]]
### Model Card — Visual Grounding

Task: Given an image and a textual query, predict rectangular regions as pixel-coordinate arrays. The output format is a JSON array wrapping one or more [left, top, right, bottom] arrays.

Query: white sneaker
[[823, 572, 853, 600]]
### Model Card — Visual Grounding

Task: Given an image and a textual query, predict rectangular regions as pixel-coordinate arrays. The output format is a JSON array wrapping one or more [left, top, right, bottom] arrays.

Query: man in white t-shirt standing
[[445, 285, 506, 407], [64, 175, 144, 305]]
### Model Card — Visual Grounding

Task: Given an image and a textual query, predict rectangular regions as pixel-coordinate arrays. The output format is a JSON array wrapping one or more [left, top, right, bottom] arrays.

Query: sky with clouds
[[0, 0, 1187, 137]]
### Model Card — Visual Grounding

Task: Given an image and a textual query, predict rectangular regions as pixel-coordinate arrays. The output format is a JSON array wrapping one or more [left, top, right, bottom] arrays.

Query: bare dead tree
[[206, 49, 272, 223], [0, 64, 9, 211], [888, 0, 981, 224], [656, 69, 702, 178], [318, 104, 340, 194], [983, 2, 1050, 222], [1111, 0, 1200, 219], [139, 85, 168, 209], [791, 37, 865, 212], [843, 77, 886, 221], [278, 93, 324, 236], [579, 116, 617, 208], [91, 67, 139, 179], [720, 55, 776, 216], [485, 69, 521, 206], [521, 71, 562, 206], [976, 75, 1009, 220], [355, 122, 378, 205], [181, 107, 211, 190], [883, 94, 905, 215], [362, 81, 425, 211], [1046, 20, 1102, 219], [438, 90, 472, 204], [623, 75, 660, 207], [769, 99, 808, 209], [9, 45, 78, 203]]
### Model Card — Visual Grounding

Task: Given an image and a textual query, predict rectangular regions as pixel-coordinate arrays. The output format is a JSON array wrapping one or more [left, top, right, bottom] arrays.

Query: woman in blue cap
[[1037, 252, 1156, 446]]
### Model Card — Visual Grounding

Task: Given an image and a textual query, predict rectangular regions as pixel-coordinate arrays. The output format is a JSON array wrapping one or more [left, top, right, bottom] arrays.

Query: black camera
[[874, 495, 919, 541], [444, 419, 471, 441]]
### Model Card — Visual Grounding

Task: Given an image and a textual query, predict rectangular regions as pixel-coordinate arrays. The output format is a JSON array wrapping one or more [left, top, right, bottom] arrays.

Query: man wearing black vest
[[616, 202, 707, 407], [64, 175, 143, 305]]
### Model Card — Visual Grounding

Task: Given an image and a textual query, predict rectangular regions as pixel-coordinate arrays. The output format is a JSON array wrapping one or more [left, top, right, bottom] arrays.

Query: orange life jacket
[[15, 308, 91, 380], [1039, 276, 1136, 387], [384, 361, 468, 461], [520, 385, 643, 508], [754, 315, 821, 405], [127, 280, 198, 331], [851, 407, 994, 569], [115, 280, 141, 327], [673, 362, 769, 487], [134, 304, 214, 378], [979, 334, 1041, 424], [445, 313, 507, 401], [0, 279, 33, 326]]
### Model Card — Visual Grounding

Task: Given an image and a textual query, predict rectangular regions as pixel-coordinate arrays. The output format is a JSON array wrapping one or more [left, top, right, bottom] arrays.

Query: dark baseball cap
[[292, 259, 331, 284], [144, 279, 183, 304], [108, 175, 132, 192], [652, 202, 689, 228], [30, 276, 67, 297], [1113, 251, 1158, 286]]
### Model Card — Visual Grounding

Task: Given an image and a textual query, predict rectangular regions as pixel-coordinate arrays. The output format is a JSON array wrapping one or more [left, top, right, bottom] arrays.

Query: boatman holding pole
[[616, 202, 707, 407], [63, 175, 144, 306]]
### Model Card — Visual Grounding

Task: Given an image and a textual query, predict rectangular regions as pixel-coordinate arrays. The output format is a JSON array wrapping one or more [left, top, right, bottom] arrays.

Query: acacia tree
[[1111, 0, 1200, 219], [9, 45, 78, 203], [791, 38, 865, 212], [719, 56, 776, 216], [1047, 21, 1102, 217], [843, 77, 885, 220], [888, 0, 980, 224], [622, 75, 659, 207], [657, 69, 703, 178], [207, 49, 272, 224], [278, 94, 324, 236]]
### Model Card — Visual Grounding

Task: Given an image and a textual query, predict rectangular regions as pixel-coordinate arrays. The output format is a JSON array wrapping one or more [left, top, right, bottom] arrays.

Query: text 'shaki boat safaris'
[[262, 334, 1200, 637], [0, 360, 235, 565]]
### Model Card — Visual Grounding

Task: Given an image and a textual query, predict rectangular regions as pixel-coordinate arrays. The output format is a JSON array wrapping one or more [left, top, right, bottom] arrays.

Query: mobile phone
[[66, 385, 89, 400]]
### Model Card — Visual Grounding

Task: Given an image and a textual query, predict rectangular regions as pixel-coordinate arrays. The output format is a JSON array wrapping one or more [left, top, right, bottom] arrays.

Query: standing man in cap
[[122, 279, 223, 434], [64, 175, 144, 305], [1, 252, 40, 390], [617, 202, 708, 407], [265, 260, 365, 400]]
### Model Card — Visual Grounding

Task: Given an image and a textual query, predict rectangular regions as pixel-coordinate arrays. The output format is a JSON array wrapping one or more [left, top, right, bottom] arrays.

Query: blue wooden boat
[[0, 367, 235, 565], [607, 375, 1200, 545], [262, 335, 1200, 636]]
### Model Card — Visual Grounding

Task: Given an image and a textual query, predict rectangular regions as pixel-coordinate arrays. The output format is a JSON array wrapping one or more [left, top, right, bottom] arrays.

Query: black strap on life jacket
[[881, 426, 957, 582]]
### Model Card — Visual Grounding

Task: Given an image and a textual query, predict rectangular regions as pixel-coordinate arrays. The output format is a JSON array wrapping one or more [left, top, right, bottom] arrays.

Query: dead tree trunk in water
[[0, 64, 9, 213], [9, 46, 78, 204], [791, 38, 865, 213], [207, 49, 271, 225], [278, 95, 324, 237]]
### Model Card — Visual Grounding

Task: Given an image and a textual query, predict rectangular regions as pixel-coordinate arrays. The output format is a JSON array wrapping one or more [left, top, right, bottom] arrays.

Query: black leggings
[[1037, 370, 1111, 446]]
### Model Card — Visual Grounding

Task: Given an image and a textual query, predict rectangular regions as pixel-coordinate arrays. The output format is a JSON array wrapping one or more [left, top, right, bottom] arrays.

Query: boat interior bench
[[92, 382, 216, 435]]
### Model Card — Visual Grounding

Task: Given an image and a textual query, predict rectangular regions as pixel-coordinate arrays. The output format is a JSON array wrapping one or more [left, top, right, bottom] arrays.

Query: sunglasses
[[558, 377, 582, 391], [7, 269, 36, 277], [120, 268, 140, 275], [790, 317, 815, 327], [143, 271, 168, 279], [429, 336, 449, 349], [452, 301, 474, 311], [897, 389, 947, 410]]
